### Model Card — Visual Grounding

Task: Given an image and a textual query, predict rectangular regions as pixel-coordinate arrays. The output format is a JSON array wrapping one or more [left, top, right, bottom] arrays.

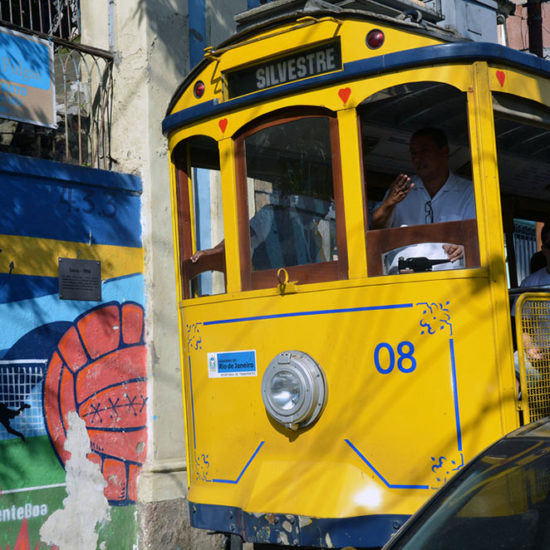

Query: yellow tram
[[163, 4, 550, 548]]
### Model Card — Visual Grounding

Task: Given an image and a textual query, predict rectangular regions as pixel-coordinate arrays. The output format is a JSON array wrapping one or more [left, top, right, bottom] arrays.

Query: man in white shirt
[[372, 128, 475, 264]]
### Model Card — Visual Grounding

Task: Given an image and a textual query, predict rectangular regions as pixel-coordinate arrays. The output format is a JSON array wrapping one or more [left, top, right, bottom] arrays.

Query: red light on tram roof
[[366, 29, 385, 49], [194, 80, 205, 98]]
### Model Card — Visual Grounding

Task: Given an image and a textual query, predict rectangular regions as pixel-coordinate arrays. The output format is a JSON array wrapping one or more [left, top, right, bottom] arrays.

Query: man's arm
[[190, 240, 225, 263], [372, 174, 413, 229]]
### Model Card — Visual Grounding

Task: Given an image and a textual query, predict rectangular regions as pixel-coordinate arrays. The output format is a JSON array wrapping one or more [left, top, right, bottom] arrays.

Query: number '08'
[[374, 341, 417, 374]]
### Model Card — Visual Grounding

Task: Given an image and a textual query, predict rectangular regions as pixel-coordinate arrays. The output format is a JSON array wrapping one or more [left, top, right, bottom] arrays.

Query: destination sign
[[226, 40, 342, 99]]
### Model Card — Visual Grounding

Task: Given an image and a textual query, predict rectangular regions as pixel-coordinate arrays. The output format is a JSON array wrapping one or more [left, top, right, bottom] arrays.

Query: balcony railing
[[0, 0, 114, 170], [0, 0, 79, 39]]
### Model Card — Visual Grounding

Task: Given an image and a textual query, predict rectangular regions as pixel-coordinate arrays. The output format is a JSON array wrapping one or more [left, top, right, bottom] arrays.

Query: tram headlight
[[270, 370, 302, 410], [262, 351, 327, 431]]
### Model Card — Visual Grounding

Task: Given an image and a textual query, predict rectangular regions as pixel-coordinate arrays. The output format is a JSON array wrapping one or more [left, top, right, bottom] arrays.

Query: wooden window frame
[[234, 109, 348, 291], [173, 140, 226, 299], [366, 219, 480, 276]]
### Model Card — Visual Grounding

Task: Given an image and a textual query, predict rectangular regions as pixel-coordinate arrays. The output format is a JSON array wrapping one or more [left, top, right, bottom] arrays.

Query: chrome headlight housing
[[262, 350, 327, 430]]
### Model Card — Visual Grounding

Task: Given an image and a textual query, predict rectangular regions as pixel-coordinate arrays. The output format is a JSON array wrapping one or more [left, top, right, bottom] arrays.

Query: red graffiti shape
[[44, 301, 147, 505]]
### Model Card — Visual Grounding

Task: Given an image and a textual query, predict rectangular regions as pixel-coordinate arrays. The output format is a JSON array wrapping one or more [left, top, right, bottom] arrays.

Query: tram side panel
[[181, 274, 508, 523]]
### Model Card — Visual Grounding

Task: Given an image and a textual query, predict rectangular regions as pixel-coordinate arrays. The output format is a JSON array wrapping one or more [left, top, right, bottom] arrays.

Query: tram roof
[[163, 9, 550, 136], [165, 8, 461, 119]]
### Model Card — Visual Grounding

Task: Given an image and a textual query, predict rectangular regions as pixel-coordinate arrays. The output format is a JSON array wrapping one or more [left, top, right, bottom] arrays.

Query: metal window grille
[[0, 0, 79, 40], [0, 0, 114, 169], [516, 292, 550, 423], [0, 361, 47, 440]]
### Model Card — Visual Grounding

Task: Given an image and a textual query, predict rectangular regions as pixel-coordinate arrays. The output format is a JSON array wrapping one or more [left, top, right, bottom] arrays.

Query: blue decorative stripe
[[212, 441, 264, 483], [0, 274, 59, 303], [345, 439, 429, 489], [0, 275, 145, 353], [204, 303, 413, 325], [86, 425, 147, 433], [189, 356, 197, 450], [0, 151, 142, 193], [163, 41, 550, 135], [449, 338, 463, 451], [0, 158, 142, 247], [189, 500, 409, 547]]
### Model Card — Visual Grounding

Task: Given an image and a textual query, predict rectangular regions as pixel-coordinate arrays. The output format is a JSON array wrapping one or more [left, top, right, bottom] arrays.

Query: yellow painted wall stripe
[[0, 234, 144, 279]]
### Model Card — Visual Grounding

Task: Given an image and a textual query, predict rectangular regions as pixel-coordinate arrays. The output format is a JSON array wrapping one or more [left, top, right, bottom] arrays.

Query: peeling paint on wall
[[40, 411, 110, 550]]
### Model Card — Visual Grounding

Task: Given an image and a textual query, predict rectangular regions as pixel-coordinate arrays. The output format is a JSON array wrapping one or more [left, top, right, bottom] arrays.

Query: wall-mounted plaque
[[58, 258, 101, 301]]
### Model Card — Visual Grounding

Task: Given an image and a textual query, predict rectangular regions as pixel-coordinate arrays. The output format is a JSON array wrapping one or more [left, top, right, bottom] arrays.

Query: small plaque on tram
[[226, 40, 342, 98], [207, 350, 257, 378]]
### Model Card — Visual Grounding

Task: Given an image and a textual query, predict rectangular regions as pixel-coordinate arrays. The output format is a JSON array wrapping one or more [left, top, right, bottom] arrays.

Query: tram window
[[360, 82, 480, 276], [508, 219, 539, 288], [235, 111, 347, 290], [172, 136, 225, 298], [493, 92, 550, 289]]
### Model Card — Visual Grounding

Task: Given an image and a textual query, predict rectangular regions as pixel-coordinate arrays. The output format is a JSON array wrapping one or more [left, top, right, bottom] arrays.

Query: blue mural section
[[0, 275, 144, 441], [0, 152, 142, 247], [0, 151, 145, 547], [0, 152, 143, 435]]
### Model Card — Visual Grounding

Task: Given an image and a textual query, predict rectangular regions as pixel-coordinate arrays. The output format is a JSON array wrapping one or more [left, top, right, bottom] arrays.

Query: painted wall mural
[[44, 301, 147, 505], [0, 152, 145, 549]]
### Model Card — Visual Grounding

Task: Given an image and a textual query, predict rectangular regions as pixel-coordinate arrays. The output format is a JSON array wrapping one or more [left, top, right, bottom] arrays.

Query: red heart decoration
[[496, 70, 505, 87], [338, 87, 351, 104], [219, 118, 228, 133]]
